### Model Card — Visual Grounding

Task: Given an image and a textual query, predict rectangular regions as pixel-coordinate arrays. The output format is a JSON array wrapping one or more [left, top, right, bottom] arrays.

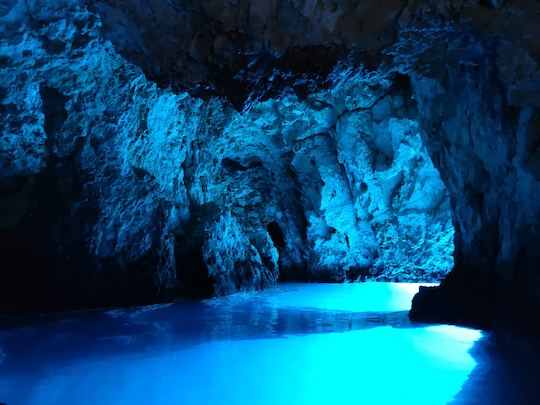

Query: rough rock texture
[[399, 21, 540, 333], [0, 0, 454, 309], [2, 0, 540, 335], [89, 0, 405, 107]]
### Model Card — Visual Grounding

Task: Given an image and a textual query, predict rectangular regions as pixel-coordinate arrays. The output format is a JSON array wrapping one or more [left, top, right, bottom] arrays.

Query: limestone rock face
[[2, 0, 540, 331]]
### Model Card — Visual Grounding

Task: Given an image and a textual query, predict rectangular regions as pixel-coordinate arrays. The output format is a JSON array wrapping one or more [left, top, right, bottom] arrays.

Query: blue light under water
[[0, 283, 500, 405]]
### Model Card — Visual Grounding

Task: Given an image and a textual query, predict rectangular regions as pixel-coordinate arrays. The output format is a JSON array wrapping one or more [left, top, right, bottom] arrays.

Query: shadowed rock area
[[0, 0, 540, 338]]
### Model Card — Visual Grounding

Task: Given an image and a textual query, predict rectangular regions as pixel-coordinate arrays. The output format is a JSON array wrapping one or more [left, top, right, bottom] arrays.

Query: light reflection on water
[[0, 283, 509, 405]]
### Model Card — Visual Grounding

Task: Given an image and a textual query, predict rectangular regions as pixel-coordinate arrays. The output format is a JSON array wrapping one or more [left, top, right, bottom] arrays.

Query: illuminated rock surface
[[0, 0, 454, 307], [1, 0, 540, 336]]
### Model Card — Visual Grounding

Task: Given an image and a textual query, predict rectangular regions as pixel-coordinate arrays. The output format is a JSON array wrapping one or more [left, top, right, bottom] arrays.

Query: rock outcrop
[[1, 0, 540, 335], [400, 19, 540, 333]]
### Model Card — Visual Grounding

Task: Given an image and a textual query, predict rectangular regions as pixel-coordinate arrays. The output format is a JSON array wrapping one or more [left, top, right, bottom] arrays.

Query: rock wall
[[0, 0, 454, 309], [2, 0, 540, 334], [399, 19, 540, 332]]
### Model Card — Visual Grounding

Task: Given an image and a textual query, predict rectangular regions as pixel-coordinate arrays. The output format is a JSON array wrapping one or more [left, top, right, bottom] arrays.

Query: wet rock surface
[[0, 0, 539, 334]]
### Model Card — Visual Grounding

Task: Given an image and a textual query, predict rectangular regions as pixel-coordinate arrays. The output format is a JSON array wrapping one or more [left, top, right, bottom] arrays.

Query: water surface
[[0, 283, 538, 404]]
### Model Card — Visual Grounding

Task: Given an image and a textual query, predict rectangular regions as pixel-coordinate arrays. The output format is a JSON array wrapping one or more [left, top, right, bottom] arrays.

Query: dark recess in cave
[[39, 85, 69, 152], [267, 221, 286, 250]]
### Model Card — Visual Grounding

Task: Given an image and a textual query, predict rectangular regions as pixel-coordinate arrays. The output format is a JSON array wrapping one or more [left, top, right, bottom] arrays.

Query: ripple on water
[[0, 283, 510, 405]]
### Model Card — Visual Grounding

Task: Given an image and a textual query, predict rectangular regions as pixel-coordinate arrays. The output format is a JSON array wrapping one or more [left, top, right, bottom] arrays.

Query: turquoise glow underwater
[[0, 284, 485, 405]]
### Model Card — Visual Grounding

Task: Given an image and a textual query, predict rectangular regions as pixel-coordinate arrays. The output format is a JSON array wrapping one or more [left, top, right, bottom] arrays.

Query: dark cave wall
[[0, 1, 180, 307], [89, 0, 404, 105], [403, 25, 540, 331], [1, 0, 540, 332]]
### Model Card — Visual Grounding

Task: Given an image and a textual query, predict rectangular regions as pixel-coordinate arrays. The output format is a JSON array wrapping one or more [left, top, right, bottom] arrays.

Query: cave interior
[[1, 0, 540, 404]]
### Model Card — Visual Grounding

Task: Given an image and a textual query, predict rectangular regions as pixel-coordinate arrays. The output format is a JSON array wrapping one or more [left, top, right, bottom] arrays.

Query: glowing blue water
[[0, 283, 496, 405]]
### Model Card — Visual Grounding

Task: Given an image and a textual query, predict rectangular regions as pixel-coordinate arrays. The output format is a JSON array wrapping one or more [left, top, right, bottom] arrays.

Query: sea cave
[[1, 0, 540, 404]]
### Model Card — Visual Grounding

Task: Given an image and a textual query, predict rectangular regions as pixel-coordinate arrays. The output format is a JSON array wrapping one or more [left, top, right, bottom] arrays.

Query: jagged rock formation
[[0, 0, 453, 308], [90, 0, 404, 107], [1, 0, 540, 335]]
